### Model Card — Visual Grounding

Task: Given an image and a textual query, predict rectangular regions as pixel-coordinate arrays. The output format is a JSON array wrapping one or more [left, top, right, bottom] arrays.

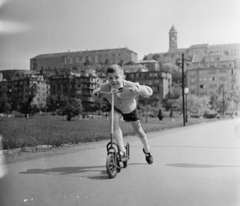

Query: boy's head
[[106, 64, 124, 89]]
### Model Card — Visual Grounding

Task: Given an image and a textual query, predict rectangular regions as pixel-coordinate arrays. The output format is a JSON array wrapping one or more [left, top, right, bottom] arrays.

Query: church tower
[[169, 25, 178, 51]]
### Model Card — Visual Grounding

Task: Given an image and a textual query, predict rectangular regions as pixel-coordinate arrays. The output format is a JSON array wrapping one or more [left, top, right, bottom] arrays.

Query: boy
[[92, 64, 153, 164]]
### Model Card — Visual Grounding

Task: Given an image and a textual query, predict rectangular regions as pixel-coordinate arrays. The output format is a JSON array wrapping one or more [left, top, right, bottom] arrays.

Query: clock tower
[[169, 25, 178, 51]]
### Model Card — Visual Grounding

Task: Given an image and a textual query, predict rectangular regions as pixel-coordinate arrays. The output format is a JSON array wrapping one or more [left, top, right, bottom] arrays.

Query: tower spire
[[169, 25, 178, 51]]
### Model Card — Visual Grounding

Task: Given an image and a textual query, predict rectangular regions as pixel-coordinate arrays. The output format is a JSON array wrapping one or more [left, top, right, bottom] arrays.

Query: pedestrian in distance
[[158, 108, 164, 121], [92, 64, 153, 164]]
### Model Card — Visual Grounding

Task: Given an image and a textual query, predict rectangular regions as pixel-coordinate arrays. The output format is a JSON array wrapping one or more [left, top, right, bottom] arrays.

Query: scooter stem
[[110, 92, 114, 144]]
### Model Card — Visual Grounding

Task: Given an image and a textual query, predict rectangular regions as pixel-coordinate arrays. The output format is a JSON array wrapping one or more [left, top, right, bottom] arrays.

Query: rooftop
[[31, 47, 137, 59]]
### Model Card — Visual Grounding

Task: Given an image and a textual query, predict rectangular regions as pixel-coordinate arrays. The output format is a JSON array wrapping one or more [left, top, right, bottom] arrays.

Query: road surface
[[0, 117, 240, 206]]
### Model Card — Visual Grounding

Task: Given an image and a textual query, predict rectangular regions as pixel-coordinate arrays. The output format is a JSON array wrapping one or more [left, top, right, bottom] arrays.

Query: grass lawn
[[0, 114, 218, 150]]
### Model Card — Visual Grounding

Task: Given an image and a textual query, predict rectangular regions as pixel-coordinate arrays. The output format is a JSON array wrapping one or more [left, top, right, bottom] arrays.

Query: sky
[[0, 0, 240, 70]]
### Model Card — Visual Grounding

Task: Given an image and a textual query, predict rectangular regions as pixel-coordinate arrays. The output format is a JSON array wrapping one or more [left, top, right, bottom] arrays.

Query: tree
[[229, 87, 240, 112], [215, 84, 231, 114], [171, 70, 182, 84], [143, 55, 148, 60], [5, 103, 12, 114], [57, 97, 83, 121], [84, 59, 90, 66], [105, 59, 110, 65], [152, 54, 159, 61], [118, 59, 124, 67], [125, 60, 134, 65], [18, 84, 38, 116], [161, 62, 179, 73], [174, 94, 211, 116], [0, 97, 7, 113], [161, 86, 181, 111], [18, 101, 38, 116], [46, 94, 68, 112]]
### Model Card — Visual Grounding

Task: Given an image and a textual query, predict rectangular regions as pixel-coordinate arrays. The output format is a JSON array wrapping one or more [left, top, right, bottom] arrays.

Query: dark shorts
[[114, 108, 139, 122]]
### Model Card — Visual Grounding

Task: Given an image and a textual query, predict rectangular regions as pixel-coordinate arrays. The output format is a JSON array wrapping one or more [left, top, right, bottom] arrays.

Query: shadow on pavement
[[19, 162, 148, 180], [19, 165, 106, 176], [166, 163, 240, 168]]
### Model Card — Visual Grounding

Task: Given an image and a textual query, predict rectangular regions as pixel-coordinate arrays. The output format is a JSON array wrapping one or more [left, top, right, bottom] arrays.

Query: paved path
[[0, 117, 240, 206]]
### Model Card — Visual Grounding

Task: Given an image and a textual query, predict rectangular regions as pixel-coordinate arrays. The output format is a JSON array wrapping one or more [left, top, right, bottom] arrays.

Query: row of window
[[190, 69, 237, 76], [64, 53, 123, 64], [197, 84, 235, 89]]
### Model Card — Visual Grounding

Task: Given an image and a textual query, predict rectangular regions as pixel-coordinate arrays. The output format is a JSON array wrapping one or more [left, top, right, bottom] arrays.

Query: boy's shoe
[[119, 151, 128, 162], [143, 148, 153, 164]]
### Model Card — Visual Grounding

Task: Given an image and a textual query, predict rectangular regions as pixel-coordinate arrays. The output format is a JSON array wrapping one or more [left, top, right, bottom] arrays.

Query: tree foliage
[[57, 97, 83, 121], [46, 95, 68, 112], [161, 86, 181, 110], [18, 84, 38, 115], [46, 94, 83, 120], [174, 94, 211, 115]]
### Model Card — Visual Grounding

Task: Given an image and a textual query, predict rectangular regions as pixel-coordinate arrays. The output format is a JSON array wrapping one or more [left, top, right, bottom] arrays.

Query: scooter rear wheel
[[106, 153, 118, 178]]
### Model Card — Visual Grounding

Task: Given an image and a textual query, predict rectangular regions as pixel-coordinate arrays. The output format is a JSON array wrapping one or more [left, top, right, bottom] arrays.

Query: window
[[219, 77, 227, 81], [209, 77, 216, 81], [219, 69, 226, 73], [231, 70, 236, 75], [190, 71, 195, 76], [200, 85, 207, 89], [209, 84, 217, 88]]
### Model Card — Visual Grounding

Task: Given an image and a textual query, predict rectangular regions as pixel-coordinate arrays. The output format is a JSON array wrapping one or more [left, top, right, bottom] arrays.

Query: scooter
[[97, 88, 130, 178]]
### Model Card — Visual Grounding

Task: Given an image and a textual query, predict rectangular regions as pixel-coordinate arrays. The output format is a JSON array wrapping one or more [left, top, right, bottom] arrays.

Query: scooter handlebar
[[94, 87, 134, 95]]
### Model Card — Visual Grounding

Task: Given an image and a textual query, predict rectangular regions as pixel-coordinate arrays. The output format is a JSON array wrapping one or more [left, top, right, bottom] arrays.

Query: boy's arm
[[92, 88, 102, 100], [130, 83, 153, 98]]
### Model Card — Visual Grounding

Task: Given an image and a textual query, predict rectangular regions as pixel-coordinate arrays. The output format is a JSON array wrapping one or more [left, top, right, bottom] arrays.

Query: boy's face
[[107, 70, 124, 89]]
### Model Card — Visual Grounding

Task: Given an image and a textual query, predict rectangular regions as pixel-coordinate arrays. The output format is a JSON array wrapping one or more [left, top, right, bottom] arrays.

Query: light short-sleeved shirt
[[93, 80, 153, 114]]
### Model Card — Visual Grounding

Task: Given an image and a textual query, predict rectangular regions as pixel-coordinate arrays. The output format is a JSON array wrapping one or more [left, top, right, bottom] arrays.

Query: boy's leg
[[110, 110, 126, 153], [131, 120, 150, 153], [131, 120, 153, 164]]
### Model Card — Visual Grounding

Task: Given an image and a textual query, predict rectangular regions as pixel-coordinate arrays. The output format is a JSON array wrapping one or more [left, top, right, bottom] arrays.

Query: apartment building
[[186, 66, 240, 96], [0, 71, 50, 109], [146, 25, 240, 71], [48, 71, 101, 112], [30, 47, 138, 72], [124, 66, 172, 106]]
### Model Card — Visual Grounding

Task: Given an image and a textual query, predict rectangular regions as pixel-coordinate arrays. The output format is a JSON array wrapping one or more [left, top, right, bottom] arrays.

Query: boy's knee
[[113, 127, 121, 132]]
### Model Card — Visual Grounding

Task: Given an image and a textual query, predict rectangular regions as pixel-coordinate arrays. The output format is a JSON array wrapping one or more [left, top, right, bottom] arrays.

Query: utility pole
[[223, 84, 225, 118], [182, 53, 185, 126], [176, 54, 190, 126]]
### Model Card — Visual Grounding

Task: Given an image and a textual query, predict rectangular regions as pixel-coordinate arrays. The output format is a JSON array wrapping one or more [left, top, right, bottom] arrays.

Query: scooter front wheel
[[106, 153, 118, 178], [123, 143, 130, 168]]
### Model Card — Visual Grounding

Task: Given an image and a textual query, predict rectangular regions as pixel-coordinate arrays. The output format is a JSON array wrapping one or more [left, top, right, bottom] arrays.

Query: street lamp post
[[176, 53, 190, 127], [184, 87, 189, 123]]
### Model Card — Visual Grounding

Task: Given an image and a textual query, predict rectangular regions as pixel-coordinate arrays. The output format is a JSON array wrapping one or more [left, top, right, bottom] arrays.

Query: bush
[[191, 113, 201, 118], [204, 113, 217, 119]]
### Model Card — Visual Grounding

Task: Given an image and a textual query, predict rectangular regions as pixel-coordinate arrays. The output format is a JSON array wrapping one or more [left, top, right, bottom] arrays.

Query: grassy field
[[0, 114, 218, 150]]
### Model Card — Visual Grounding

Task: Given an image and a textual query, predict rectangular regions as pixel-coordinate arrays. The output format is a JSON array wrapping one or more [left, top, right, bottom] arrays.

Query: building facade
[[0, 72, 50, 109], [124, 68, 172, 106], [48, 72, 101, 112], [186, 66, 240, 96], [30, 47, 138, 72], [146, 25, 240, 70], [146, 25, 240, 97]]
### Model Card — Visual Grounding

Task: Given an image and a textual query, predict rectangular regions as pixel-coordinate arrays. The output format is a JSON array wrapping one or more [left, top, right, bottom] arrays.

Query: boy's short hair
[[106, 64, 123, 75]]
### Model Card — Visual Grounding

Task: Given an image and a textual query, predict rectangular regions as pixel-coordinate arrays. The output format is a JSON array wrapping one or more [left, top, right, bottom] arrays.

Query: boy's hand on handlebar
[[93, 89, 100, 97], [130, 86, 139, 93]]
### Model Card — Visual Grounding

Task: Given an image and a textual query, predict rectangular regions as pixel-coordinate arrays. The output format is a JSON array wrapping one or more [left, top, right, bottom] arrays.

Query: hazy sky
[[0, 0, 239, 70]]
